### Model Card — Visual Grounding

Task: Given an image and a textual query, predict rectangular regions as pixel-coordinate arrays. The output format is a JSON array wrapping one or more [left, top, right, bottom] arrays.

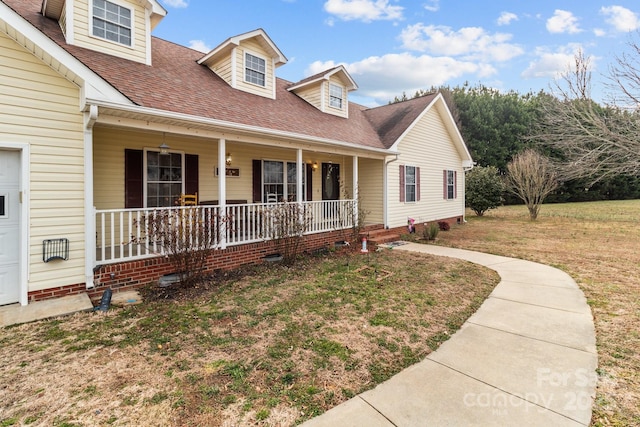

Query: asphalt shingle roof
[[4, 0, 437, 151]]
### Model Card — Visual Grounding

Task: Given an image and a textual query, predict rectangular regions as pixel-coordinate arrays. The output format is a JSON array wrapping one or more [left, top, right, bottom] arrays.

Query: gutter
[[85, 99, 395, 157]]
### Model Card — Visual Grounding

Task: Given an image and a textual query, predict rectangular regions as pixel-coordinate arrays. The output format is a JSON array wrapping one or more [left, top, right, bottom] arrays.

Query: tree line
[[391, 38, 640, 216], [393, 82, 640, 205]]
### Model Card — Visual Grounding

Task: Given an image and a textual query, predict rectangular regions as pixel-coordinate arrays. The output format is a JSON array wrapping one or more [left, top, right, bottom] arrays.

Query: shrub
[[133, 207, 226, 287], [438, 221, 450, 231], [264, 202, 312, 265], [422, 222, 439, 241], [466, 165, 505, 216]]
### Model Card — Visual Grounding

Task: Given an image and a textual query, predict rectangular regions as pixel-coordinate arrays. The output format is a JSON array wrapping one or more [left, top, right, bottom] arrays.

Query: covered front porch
[[91, 124, 386, 266]]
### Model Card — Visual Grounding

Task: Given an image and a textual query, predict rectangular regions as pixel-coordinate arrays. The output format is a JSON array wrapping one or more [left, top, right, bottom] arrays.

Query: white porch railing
[[95, 200, 355, 264]]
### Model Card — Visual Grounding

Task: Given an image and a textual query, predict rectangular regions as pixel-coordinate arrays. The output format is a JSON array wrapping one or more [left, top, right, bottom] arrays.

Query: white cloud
[[521, 45, 586, 79], [323, 0, 403, 22], [600, 6, 640, 32], [399, 24, 523, 62], [497, 12, 518, 26], [546, 10, 582, 34], [188, 40, 210, 53], [306, 53, 495, 103], [593, 28, 606, 37], [424, 0, 439, 12], [162, 0, 188, 8]]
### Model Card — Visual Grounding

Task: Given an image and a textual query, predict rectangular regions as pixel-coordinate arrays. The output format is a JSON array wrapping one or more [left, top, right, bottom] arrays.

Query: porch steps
[[361, 227, 402, 247]]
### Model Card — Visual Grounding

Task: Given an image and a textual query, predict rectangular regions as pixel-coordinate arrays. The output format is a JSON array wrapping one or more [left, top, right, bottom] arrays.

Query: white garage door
[[0, 150, 21, 305]]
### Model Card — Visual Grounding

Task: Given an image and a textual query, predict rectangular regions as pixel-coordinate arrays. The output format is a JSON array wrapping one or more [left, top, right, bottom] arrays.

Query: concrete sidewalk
[[302, 243, 597, 427]]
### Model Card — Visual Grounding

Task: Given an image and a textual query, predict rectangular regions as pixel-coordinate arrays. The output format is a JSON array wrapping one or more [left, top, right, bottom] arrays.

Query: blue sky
[[153, 0, 640, 106]]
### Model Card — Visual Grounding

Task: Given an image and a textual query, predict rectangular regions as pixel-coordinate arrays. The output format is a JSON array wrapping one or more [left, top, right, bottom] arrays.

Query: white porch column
[[84, 105, 98, 290], [352, 156, 359, 226], [296, 149, 303, 202], [218, 138, 227, 249]]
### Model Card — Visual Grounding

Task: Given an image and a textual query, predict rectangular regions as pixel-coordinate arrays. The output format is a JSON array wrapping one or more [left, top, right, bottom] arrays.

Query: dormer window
[[92, 0, 132, 46], [245, 52, 266, 87], [329, 83, 344, 109]]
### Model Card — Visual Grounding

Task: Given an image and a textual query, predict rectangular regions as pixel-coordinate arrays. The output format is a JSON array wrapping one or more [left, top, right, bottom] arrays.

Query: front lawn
[[432, 200, 640, 427], [0, 248, 498, 426]]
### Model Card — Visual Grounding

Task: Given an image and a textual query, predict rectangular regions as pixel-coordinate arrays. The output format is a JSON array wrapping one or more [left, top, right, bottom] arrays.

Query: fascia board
[[88, 98, 394, 156]]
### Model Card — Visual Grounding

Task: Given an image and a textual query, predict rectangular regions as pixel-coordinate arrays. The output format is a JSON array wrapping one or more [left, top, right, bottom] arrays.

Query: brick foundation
[[89, 230, 350, 303], [27, 219, 462, 305]]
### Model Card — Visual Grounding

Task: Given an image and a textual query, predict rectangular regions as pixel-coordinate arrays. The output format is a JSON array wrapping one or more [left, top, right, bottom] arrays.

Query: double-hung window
[[399, 165, 419, 202], [329, 83, 343, 109], [146, 151, 183, 207], [92, 0, 132, 46], [245, 53, 266, 87], [263, 160, 305, 202], [405, 166, 417, 202], [445, 170, 456, 200]]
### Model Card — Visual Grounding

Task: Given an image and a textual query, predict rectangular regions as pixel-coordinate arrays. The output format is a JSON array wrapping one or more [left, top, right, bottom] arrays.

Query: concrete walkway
[[302, 243, 598, 427], [0, 293, 94, 328]]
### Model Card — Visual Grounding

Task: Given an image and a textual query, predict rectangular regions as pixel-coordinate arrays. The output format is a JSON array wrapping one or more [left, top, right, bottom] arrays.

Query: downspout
[[383, 153, 399, 229], [84, 105, 98, 289], [462, 162, 474, 223]]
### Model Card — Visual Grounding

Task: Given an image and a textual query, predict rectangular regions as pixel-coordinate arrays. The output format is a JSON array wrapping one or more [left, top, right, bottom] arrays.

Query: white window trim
[[262, 159, 305, 202], [142, 148, 185, 208], [329, 83, 344, 110], [405, 165, 417, 203], [88, 0, 136, 49], [446, 169, 455, 200], [0, 192, 8, 219], [243, 50, 267, 88]]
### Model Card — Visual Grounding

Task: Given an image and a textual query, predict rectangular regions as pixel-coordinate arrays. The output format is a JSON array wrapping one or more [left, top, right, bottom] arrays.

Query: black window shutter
[[306, 163, 313, 201], [252, 160, 262, 202], [185, 154, 199, 195], [124, 149, 143, 208]]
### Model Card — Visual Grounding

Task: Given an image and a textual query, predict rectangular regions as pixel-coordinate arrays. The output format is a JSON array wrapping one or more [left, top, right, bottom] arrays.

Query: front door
[[0, 150, 21, 305], [322, 163, 340, 200]]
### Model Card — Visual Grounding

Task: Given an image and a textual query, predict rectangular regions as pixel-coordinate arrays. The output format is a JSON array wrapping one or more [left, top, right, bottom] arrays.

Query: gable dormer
[[198, 29, 287, 100], [288, 65, 357, 119], [41, 0, 166, 65]]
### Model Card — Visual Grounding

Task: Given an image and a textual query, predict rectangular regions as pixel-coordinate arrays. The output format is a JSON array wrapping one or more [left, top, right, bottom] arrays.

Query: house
[[0, 0, 473, 308]]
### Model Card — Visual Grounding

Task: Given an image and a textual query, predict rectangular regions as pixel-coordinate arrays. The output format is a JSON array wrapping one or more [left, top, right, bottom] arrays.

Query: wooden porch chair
[[266, 193, 278, 203], [179, 192, 198, 206]]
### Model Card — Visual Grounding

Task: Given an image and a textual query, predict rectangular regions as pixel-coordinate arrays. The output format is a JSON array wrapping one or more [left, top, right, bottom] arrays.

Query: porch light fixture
[[159, 132, 170, 155], [226, 153, 232, 166], [312, 162, 318, 171]]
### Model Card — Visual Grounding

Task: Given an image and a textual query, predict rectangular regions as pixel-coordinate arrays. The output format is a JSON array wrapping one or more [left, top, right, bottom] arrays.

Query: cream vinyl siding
[[0, 32, 86, 292], [93, 128, 218, 209], [292, 81, 323, 112], [209, 54, 233, 86], [93, 133, 356, 208], [387, 106, 465, 228], [235, 39, 274, 99], [60, 5, 68, 35], [324, 76, 348, 118], [73, 0, 148, 64], [358, 158, 383, 224]]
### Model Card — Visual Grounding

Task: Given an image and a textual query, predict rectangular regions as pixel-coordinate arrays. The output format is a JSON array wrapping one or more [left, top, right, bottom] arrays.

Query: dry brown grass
[[0, 248, 498, 426], [432, 200, 640, 427]]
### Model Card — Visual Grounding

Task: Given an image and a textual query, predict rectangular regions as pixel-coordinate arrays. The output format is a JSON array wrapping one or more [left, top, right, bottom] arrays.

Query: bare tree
[[505, 149, 559, 220], [534, 48, 640, 183]]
